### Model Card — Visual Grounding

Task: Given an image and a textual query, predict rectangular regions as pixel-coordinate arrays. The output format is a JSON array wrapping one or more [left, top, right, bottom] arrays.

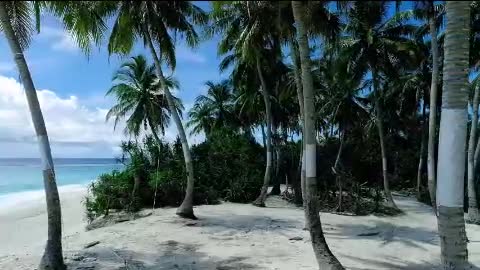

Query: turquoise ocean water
[[0, 158, 123, 207]]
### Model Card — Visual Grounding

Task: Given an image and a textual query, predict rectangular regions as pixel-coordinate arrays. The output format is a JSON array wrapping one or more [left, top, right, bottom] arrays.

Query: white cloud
[[177, 46, 206, 64], [0, 75, 199, 157], [0, 75, 123, 157], [37, 26, 78, 53]]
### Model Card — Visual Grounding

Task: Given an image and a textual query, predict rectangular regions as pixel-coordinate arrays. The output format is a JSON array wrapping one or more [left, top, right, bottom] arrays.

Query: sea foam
[[0, 184, 87, 214]]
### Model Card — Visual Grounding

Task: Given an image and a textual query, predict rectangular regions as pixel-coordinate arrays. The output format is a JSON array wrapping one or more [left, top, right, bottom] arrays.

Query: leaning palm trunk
[[372, 69, 398, 209], [437, 2, 470, 268], [291, 37, 308, 228], [292, 1, 344, 269], [467, 84, 480, 224], [253, 57, 273, 207], [427, 7, 440, 213], [0, 4, 65, 269], [144, 28, 196, 219]]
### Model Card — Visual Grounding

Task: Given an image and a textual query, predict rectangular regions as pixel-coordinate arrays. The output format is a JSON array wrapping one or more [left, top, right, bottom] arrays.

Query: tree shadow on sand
[[67, 240, 261, 270], [327, 220, 439, 250], [197, 214, 301, 234], [343, 254, 480, 270]]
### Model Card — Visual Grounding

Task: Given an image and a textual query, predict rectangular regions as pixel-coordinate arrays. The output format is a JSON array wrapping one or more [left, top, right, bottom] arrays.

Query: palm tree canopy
[[106, 55, 183, 138], [343, 1, 418, 78], [94, 1, 207, 71], [187, 80, 237, 135]]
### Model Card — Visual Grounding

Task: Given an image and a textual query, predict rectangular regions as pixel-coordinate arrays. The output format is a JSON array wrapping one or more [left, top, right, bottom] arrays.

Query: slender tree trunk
[[428, 6, 440, 213], [417, 99, 427, 201], [144, 27, 196, 219], [437, 2, 470, 268], [293, 147, 304, 205], [333, 130, 345, 212], [291, 37, 309, 229], [271, 145, 282, 195], [0, 4, 66, 270], [253, 58, 273, 207], [372, 68, 398, 209], [467, 84, 480, 223], [131, 174, 141, 204], [292, 2, 344, 269], [271, 124, 282, 195]]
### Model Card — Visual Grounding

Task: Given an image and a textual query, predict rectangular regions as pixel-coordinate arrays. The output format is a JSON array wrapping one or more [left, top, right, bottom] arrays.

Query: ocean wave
[[0, 183, 89, 212]]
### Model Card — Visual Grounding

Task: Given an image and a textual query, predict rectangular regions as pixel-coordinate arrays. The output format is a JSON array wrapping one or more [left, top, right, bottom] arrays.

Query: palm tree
[[211, 1, 281, 207], [99, 1, 207, 219], [187, 102, 215, 137], [187, 80, 235, 137], [232, 67, 267, 139], [0, 2, 66, 269], [106, 55, 183, 145], [220, 51, 266, 139], [425, 1, 442, 215], [343, 1, 417, 209], [106, 55, 183, 203], [412, 0, 444, 212], [392, 32, 432, 200], [275, 0, 342, 217], [436, 1, 470, 268], [292, 1, 344, 269], [315, 53, 369, 212]]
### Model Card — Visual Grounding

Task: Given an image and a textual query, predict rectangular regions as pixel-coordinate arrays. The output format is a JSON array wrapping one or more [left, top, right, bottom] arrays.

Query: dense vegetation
[[85, 131, 266, 220], [1, 1, 479, 269]]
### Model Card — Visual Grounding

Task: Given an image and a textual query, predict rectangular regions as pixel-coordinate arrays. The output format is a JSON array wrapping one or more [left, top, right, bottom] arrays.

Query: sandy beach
[[1, 188, 480, 270]]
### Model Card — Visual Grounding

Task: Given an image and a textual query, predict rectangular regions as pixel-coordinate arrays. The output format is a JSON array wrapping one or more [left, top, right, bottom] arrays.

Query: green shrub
[[84, 170, 137, 222], [85, 132, 265, 219]]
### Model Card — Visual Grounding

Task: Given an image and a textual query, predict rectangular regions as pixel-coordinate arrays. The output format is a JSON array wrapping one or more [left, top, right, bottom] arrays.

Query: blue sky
[[0, 2, 229, 158]]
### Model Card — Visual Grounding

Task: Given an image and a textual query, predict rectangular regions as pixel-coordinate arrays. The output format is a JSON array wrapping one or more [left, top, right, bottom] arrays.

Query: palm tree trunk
[[253, 57, 273, 207], [291, 37, 308, 228], [293, 147, 304, 205], [372, 68, 398, 209], [427, 7, 439, 214], [467, 84, 480, 223], [292, 2, 344, 269], [437, 2, 470, 268], [271, 125, 282, 196], [271, 145, 282, 195], [131, 174, 141, 204], [417, 99, 427, 201], [333, 130, 345, 212], [0, 4, 65, 270], [144, 27, 196, 219]]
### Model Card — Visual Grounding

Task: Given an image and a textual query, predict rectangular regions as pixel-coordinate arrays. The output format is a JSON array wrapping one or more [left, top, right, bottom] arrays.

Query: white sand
[[1, 189, 480, 270]]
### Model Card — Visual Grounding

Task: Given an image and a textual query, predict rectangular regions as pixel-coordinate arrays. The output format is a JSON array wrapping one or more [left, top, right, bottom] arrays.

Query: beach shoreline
[[0, 184, 88, 215], [0, 186, 88, 259]]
